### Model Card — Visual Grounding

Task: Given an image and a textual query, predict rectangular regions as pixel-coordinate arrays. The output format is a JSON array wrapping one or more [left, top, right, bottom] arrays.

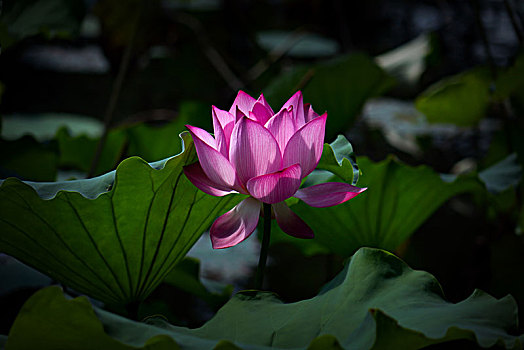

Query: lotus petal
[[246, 164, 302, 204], [257, 93, 274, 114], [265, 108, 296, 154], [282, 91, 305, 128], [251, 102, 273, 125], [273, 201, 314, 238], [212, 106, 235, 155], [282, 113, 327, 177], [230, 117, 282, 185], [210, 197, 261, 249], [187, 127, 237, 189], [229, 91, 257, 116], [304, 103, 320, 123], [185, 125, 216, 149], [183, 163, 236, 197], [295, 182, 366, 208]]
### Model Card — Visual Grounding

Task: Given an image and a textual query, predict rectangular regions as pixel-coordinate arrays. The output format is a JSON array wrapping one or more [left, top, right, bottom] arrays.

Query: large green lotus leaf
[[4, 286, 181, 350], [4, 248, 521, 350], [415, 68, 491, 126], [0, 132, 242, 306], [265, 54, 395, 140], [276, 156, 483, 257]]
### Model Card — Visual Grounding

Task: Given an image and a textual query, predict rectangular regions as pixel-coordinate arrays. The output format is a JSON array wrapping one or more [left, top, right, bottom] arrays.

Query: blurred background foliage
[[1, 0, 524, 346]]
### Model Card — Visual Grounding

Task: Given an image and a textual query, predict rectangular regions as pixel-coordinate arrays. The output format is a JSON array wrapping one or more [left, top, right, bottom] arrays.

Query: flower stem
[[255, 203, 272, 290]]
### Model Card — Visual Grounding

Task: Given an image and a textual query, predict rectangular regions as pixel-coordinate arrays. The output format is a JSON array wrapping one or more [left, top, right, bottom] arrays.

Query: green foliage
[[316, 134, 360, 185], [56, 127, 127, 175], [4, 248, 521, 349], [0, 133, 243, 306], [293, 157, 483, 257], [272, 136, 491, 257], [495, 53, 524, 114], [265, 54, 395, 140], [0, 109, 196, 178], [415, 68, 491, 126], [56, 117, 188, 176], [5, 286, 181, 350], [495, 53, 524, 100], [0, 135, 58, 181], [0, 0, 86, 49]]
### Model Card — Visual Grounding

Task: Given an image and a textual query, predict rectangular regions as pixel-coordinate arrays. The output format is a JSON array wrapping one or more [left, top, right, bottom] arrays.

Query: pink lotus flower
[[184, 91, 366, 249]]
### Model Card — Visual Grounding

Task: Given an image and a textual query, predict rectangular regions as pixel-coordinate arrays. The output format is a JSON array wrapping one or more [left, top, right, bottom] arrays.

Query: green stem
[[255, 203, 272, 290]]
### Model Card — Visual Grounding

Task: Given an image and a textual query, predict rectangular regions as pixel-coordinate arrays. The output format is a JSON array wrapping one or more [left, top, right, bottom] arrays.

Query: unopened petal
[[294, 182, 367, 208], [212, 107, 232, 157], [265, 108, 295, 153], [183, 163, 236, 197], [282, 113, 327, 177], [257, 93, 275, 114], [212, 106, 235, 154], [187, 127, 237, 189], [229, 90, 257, 116], [304, 103, 320, 123], [230, 117, 282, 186], [210, 197, 261, 249], [282, 91, 305, 128], [246, 164, 302, 204], [251, 102, 273, 125], [186, 125, 217, 149], [273, 202, 314, 239]]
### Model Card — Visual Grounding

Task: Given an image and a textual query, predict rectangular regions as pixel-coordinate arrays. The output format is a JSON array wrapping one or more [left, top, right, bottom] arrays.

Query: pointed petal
[[304, 103, 320, 123], [251, 102, 273, 125], [212, 107, 234, 157], [273, 202, 314, 239], [282, 113, 327, 177], [187, 127, 237, 189], [212, 106, 235, 139], [229, 117, 282, 186], [294, 182, 367, 208], [229, 91, 257, 116], [246, 164, 302, 204], [183, 163, 235, 196], [186, 124, 216, 149], [234, 106, 246, 122], [210, 197, 261, 249], [265, 107, 295, 153], [257, 93, 274, 113], [282, 91, 305, 127]]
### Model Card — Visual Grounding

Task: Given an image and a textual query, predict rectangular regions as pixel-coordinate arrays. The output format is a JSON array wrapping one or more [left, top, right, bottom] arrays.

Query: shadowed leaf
[[265, 54, 395, 140], [5, 248, 521, 350], [0, 132, 242, 305]]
